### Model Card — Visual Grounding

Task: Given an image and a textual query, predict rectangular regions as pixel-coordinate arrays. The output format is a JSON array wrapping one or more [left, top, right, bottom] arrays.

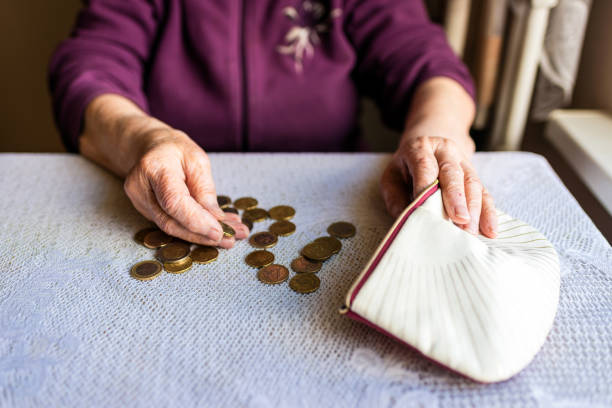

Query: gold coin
[[268, 205, 296, 221], [217, 195, 232, 209], [249, 231, 278, 249], [130, 260, 163, 281], [301, 242, 334, 261], [156, 242, 191, 263], [314, 236, 342, 254], [269, 220, 296, 237], [245, 250, 275, 268], [242, 218, 253, 231], [234, 197, 258, 210], [290, 256, 322, 274], [257, 264, 289, 285], [219, 221, 236, 237], [134, 227, 158, 245], [327, 221, 356, 238], [243, 208, 268, 223], [223, 207, 239, 214], [164, 257, 193, 274], [289, 273, 321, 294], [143, 230, 173, 249], [190, 246, 219, 264]]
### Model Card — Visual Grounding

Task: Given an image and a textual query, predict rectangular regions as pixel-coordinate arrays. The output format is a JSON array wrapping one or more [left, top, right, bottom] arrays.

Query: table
[[0, 153, 610, 407]]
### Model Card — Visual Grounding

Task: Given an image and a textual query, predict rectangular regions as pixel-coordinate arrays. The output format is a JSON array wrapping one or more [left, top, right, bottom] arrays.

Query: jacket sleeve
[[48, 0, 162, 152], [343, 0, 476, 131]]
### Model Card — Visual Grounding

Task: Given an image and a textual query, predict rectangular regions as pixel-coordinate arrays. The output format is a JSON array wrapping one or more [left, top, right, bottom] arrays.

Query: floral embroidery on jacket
[[277, 1, 342, 73]]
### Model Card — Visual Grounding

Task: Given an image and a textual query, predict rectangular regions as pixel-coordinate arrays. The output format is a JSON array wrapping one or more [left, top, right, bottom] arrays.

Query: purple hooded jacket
[[49, 0, 474, 153]]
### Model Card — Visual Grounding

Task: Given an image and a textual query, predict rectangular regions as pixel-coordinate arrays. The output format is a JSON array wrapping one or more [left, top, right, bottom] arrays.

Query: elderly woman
[[49, 0, 497, 248]]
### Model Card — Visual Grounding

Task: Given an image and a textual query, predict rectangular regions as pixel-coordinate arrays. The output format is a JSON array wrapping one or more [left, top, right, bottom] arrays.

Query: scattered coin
[[219, 221, 236, 238], [314, 236, 342, 254], [234, 197, 258, 210], [301, 242, 334, 261], [223, 207, 239, 214], [130, 260, 163, 281], [249, 231, 278, 249], [269, 220, 296, 237], [289, 273, 321, 294], [164, 257, 193, 274], [217, 195, 232, 209], [143, 230, 173, 249], [268, 205, 296, 221], [243, 208, 268, 223], [190, 246, 219, 264], [156, 242, 191, 263], [134, 227, 158, 245], [257, 264, 289, 285], [242, 218, 253, 231], [327, 221, 356, 238], [245, 250, 275, 268], [291, 256, 322, 274]]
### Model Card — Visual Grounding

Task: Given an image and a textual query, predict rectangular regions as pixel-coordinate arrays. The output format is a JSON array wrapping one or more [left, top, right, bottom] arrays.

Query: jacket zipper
[[239, 0, 249, 151]]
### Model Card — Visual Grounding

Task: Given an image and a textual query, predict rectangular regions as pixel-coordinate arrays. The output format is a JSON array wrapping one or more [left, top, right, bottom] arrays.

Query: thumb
[[380, 162, 412, 219]]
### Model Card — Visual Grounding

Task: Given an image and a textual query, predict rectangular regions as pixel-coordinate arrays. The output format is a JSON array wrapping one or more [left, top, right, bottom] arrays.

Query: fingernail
[[455, 206, 470, 221]]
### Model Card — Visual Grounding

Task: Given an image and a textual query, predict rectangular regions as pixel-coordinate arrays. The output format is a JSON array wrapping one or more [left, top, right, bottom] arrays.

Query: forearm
[[402, 77, 476, 155], [80, 94, 175, 178]]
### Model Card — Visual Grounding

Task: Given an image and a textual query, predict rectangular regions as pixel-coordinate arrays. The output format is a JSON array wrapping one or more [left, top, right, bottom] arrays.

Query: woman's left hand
[[380, 135, 498, 238]]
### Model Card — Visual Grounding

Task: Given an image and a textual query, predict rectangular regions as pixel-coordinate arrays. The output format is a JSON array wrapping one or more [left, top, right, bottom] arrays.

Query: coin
[[190, 246, 219, 264], [217, 195, 232, 209], [130, 260, 163, 281], [134, 227, 158, 245], [234, 197, 258, 210], [156, 242, 191, 263], [314, 236, 342, 254], [269, 220, 296, 237], [249, 231, 278, 249], [289, 273, 320, 294], [257, 264, 289, 284], [243, 208, 268, 223], [301, 242, 334, 261], [242, 218, 253, 231], [291, 256, 322, 274], [245, 250, 275, 268], [327, 221, 356, 238], [219, 221, 236, 237], [164, 257, 193, 274], [223, 207, 239, 214], [268, 205, 296, 221], [143, 230, 173, 249]]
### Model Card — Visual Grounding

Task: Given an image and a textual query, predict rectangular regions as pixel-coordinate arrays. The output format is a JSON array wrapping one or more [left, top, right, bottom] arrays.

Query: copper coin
[[243, 208, 269, 223], [164, 257, 193, 274], [268, 205, 296, 221], [314, 236, 342, 254], [223, 207, 239, 214], [245, 250, 275, 268], [289, 273, 321, 294], [219, 221, 236, 237], [217, 195, 232, 209], [257, 264, 289, 285], [249, 231, 278, 249], [291, 256, 322, 274], [143, 230, 173, 249], [234, 197, 258, 210], [134, 227, 158, 245], [301, 242, 334, 261], [327, 222, 356, 238], [130, 260, 163, 281], [156, 242, 191, 263], [190, 246, 219, 264], [242, 218, 253, 231], [269, 220, 296, 237]]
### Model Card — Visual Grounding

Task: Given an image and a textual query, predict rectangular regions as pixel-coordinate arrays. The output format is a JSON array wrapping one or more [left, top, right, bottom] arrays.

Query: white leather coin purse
[[341, 180, 560, 383]]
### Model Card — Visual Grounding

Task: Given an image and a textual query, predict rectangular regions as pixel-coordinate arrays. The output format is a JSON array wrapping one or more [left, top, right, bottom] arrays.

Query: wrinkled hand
[[124, 128, 249, 248], [380, 136, 497, 238]]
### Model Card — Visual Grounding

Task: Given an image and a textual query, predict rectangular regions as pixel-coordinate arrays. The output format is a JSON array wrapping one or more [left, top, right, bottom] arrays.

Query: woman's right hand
[[123, 128, 249, 248]]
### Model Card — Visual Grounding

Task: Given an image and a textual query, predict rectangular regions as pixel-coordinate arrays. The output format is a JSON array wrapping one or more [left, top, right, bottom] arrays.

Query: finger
[[479, 188, 498, 238], [461, 162, 483, 235], [223, 219, 249, 239], [380, 161, 412, 218], [435, 150, 470, 224], [403, 139, 439, 198], [222, 212, 242, 223], [150, 169, 224, 241], [183, 152, 225, 219]]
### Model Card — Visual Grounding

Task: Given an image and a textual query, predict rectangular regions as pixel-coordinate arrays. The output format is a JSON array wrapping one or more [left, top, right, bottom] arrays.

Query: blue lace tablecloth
[[0, 153, 610, 407]]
